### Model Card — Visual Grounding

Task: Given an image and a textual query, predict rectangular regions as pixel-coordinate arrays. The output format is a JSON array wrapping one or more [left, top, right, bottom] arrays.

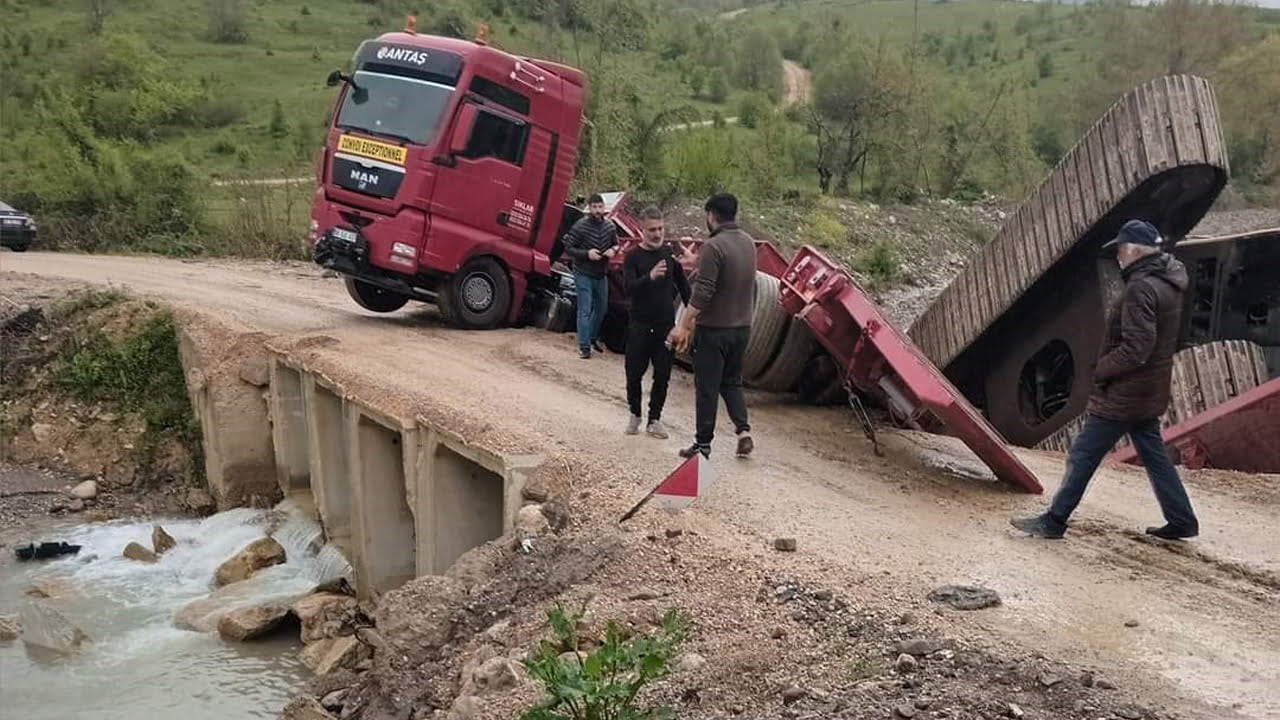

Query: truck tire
[[345, 277, 409, 313], [752, 318, 818, 392], [440, 257, 512, 330], [742, 273, 789, 380]]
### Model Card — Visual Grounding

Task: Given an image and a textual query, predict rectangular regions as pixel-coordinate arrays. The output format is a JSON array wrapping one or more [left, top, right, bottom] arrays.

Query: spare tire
[[742, 273, 790, 380], [752, 318, 818, 392]]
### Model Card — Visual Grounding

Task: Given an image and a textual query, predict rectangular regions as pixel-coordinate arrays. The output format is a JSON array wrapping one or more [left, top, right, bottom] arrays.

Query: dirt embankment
[[0, 280, 210, 544], [4, 258, 1278, 720]]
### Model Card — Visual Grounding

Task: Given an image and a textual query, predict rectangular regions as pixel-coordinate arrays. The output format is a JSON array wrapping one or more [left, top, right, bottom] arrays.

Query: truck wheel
[[752, 318, 818, 392], [742, 273, 790, 380], [441, 257, 511, 330], [345, 278, 409, 313]]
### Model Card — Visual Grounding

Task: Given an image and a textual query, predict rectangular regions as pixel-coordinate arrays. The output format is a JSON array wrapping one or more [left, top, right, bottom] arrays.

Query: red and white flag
[[619, 454, 717, 522]]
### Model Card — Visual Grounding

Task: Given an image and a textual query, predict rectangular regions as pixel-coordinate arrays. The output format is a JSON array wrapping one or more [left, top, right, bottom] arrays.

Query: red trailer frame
[[779, 246, 1044, 493], [1108, 376, 1280, 474]]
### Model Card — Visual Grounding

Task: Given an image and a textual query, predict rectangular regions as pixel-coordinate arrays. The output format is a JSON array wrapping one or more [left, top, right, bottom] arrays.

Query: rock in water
[[19, 601, 90, 654], [279, 697, 337, 720], [69, 480, 98, 500], [215, 537, 286, 586], [0, 614, 20, 642], [291, 592, 359, 644], [927, 585, 1001, 611], [152, 525, 177, 555], [217, 604, 291, 641], [123, 542, 158, 563]]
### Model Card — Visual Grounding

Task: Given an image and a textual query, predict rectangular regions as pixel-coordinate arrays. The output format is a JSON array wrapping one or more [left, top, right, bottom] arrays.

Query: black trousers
[[692, 326, 751, 448], [625, 323, 674, 422]]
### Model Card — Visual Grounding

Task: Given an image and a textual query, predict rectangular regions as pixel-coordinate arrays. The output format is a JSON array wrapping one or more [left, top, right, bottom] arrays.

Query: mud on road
[[4, 252, 1279, 719]]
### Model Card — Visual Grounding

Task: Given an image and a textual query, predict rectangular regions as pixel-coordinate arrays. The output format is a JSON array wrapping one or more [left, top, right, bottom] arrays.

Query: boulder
[[69, 480, 98, 500], [291, 592, 359, 644], [152, 525, 177, 555], [279, 697, 336, 720], [215, 537, 286, 586], [300, 638, 337, 672], [515, 505, 550, 535], [468, 656, 519, 694], [447, 696, 483, 720], [0, 614, 20, 642], [218, 604, 291, 641], [174, 582, 277, 633], [123, 542, 158, 563], [24, 580, 75, 600], [314, 635, 369, 676], [19, 601, 90, 655]]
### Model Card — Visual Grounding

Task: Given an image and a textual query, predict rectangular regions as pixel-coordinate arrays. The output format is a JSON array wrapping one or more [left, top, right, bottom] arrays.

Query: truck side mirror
[[326, 70, 345, 87], [450, 104, 478, 155]]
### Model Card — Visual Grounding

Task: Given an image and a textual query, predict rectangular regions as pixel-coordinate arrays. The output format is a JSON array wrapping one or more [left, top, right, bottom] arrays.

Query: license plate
[[331, 227, 358, 243]]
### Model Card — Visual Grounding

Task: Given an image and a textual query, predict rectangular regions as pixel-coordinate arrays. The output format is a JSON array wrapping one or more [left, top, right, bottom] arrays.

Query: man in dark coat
[[563, 194, 619, 358], [1012, 219, 1200, 540]]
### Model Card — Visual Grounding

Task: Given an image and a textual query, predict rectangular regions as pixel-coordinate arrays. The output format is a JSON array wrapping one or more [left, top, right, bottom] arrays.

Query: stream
[[0, 500, 352, 719]]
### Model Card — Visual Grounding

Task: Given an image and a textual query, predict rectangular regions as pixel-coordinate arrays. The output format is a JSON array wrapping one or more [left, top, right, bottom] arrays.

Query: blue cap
[[1102, 220, 1163, 250]]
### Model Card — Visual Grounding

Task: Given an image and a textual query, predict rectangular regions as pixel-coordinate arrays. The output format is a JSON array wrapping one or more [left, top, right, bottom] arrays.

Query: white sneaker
[[646, 420, 668, 439], [625, 415, 641, 435]]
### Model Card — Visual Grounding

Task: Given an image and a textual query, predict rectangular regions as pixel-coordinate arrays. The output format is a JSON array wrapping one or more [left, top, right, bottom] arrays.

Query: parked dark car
[[0, 200, 36, 251]]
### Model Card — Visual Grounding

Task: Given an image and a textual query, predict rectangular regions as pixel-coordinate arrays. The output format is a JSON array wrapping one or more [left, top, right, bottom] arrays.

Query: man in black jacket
[[1012, 219, 1199, 540], [563, 194, 619, 358], [622, 206, 691, 438]]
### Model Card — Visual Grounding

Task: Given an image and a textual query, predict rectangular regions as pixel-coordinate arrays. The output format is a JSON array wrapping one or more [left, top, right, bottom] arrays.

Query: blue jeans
[[1046, 414, 1199, 532], [574, 272, 608, 352]]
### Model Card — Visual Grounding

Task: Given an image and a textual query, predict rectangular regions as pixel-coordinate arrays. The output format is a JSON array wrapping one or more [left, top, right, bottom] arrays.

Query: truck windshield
[[335, 70, 454, 146]]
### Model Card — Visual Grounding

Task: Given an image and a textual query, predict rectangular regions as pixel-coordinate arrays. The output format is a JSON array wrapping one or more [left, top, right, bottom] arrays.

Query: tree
[[707, 70, 729, 104], [207, 0, 248, 43], [269, 99, 288, 138], [734, 28, 785, 102], [87, 0, 112, 34], [1037, 51, 1053, 79], [689, 71, 704, 99]]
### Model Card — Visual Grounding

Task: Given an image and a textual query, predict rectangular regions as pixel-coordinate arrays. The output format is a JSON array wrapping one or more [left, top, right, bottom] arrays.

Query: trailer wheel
[[441, 257, 511, 330], [752, 318, 818, 392], [345, 277, 409, 313], [742, 273, 790, 380]]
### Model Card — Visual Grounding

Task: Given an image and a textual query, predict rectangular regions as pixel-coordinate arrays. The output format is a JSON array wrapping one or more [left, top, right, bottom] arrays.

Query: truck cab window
[[463, 109, 529, 165]]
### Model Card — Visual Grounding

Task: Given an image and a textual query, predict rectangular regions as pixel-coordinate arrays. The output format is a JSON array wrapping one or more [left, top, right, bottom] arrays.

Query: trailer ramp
[[780, 246, 1043, 493]]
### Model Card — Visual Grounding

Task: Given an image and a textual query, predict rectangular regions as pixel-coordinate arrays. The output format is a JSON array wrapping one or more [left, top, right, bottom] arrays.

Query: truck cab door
[[425, 104, 541, 271]]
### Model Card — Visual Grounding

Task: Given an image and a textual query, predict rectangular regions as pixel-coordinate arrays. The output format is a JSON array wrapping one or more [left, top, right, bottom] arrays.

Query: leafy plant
[[520, 604, 689, 720]]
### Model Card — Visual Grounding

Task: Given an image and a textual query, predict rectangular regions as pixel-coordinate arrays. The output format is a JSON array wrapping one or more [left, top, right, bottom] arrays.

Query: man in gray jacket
[[668, 192, 756, 459], [563, 194, 619, 358]]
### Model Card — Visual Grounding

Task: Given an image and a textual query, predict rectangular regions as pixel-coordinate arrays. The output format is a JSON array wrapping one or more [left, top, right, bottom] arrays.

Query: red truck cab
[[311, 29, 586, 328]]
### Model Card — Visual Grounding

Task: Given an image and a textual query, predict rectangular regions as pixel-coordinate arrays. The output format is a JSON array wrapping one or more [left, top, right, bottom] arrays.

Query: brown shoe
[[735, 433, 754, 459]]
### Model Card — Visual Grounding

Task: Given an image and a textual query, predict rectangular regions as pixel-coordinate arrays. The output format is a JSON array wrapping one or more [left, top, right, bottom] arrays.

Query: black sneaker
[[735, 433, 754, 459], [679, 443, 710, 459], [1010, 514, 1065, 539], [1146, 524, 1198, 540], [579, 349, 591, 359], [592, 340, 605, 354]]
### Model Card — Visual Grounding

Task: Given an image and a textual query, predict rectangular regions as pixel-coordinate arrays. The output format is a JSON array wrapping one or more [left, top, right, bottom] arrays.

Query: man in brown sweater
[[1012, 219, 1199, 540], [668, 193, 757, 459]]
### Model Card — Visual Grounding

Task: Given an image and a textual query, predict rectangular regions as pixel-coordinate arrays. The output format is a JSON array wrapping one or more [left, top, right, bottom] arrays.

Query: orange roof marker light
[[475, 21, 490, 45], [404, 14, 417, 34]]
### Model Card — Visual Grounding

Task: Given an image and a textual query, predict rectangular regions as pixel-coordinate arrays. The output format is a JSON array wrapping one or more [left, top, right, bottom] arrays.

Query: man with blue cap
[[1012, 219, 1200, 540]]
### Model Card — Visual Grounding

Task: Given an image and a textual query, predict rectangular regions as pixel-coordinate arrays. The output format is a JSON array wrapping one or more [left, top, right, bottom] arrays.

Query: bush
[[207, 0, 248, 43], [856, 241, 900, 286], [520, 604, 688, 720], [737, 92, 773, 129]]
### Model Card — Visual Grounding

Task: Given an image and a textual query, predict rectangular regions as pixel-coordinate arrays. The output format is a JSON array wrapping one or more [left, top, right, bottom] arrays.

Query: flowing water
[[0, 500, 353, 719]]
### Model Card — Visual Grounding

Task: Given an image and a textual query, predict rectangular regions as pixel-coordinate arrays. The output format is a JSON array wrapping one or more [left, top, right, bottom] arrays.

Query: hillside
[[0, 0, 1277, 265]]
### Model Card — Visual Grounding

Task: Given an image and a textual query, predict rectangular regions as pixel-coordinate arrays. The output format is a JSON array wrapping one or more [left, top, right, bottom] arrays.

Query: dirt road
[[4, 252, 1279, 719], [782, 59, 812, 107]]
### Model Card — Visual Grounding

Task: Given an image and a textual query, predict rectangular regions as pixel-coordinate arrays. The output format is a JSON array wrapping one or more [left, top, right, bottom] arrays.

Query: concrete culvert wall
[[305, 380, 352, 554], [269, 362, 312, 499], [351, 412, 417, 597], [426, 442, 505, 574]]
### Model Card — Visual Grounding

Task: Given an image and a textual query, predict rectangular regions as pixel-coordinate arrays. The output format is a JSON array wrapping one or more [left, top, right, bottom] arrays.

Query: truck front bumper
[[313, 232, 432, 301]]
